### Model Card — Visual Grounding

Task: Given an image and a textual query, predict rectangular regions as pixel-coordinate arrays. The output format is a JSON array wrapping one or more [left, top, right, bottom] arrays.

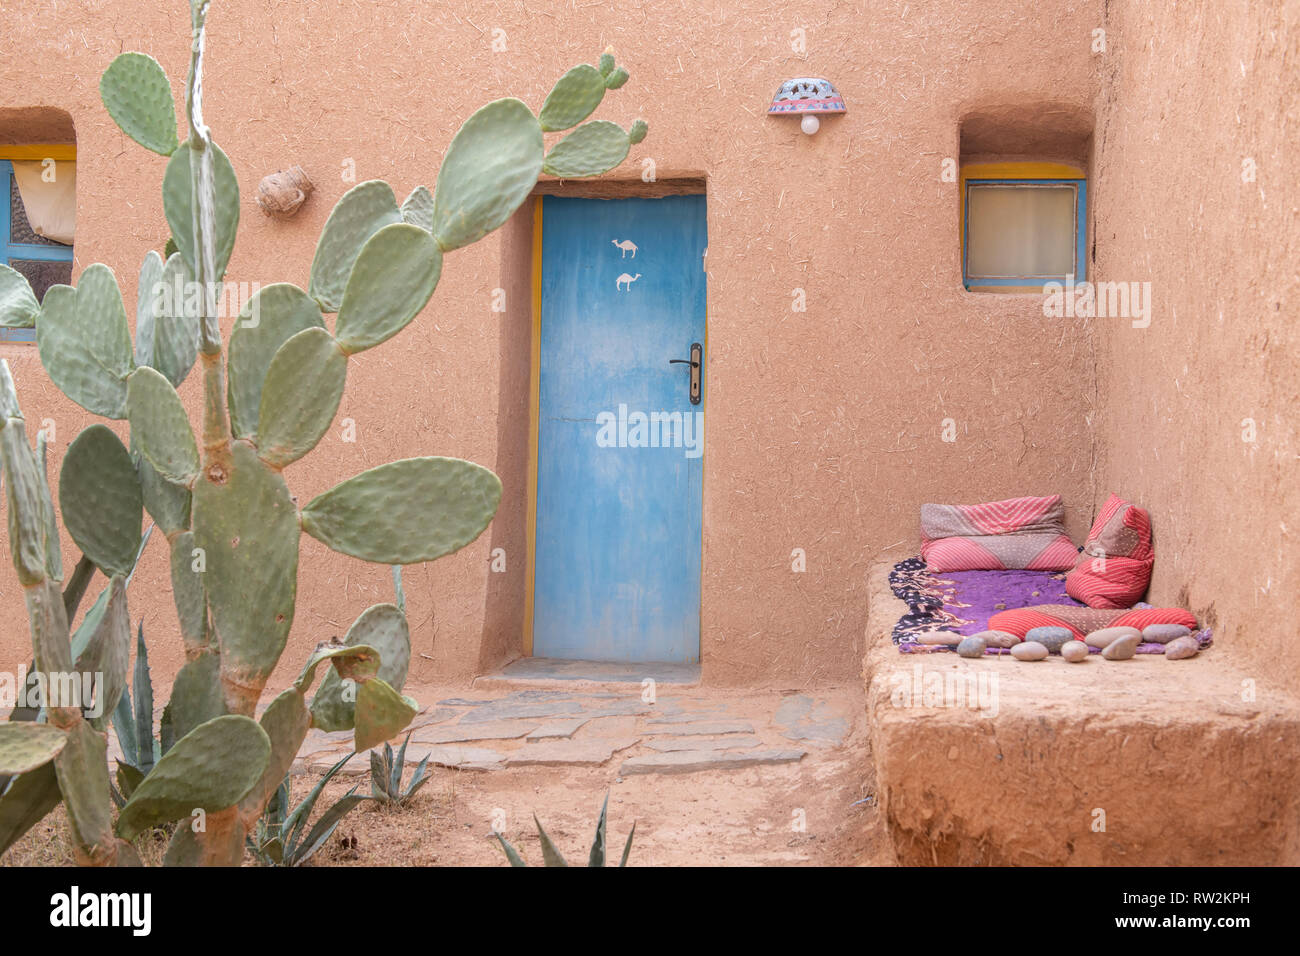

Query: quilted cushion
[[920, 494, 1078, 572], [1065, 494, 1154, 608]]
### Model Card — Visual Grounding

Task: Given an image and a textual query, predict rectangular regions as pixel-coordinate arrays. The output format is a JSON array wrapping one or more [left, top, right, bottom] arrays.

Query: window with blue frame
[[961, 164, 1087, 292], [0, 158, 74, 343]]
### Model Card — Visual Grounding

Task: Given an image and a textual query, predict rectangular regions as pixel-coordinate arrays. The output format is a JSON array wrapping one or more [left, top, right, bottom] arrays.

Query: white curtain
[[11, 160, 76, 245], [967, 184, 1074, 278]]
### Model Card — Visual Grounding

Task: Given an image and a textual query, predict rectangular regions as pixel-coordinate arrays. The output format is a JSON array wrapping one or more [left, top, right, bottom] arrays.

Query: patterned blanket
[[889, 558, 1213, 656]]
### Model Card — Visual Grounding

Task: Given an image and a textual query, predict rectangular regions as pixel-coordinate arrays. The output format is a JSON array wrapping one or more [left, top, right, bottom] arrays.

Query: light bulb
[[800, 114, 820, 135]]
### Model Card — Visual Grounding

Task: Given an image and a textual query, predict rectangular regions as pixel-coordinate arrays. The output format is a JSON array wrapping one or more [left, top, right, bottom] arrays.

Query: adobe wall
[[0, 0, 1104, 690], [1090, 0, 1298, 690]]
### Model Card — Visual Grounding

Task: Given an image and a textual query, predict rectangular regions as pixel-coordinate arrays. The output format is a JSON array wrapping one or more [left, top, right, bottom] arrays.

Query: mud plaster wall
[[1091, 0, 1299, 691], [0, 0, 1106, 690]]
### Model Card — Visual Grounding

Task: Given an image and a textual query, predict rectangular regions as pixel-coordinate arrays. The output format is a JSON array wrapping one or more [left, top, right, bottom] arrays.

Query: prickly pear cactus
[[0, 0, 647, 867]]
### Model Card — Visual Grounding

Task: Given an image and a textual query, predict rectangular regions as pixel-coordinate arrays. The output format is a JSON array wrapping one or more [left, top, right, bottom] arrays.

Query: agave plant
[[495, 793, 635, 867], [108, 623, 161, 808], [365, 731, 433, 808], [0, 0, 647, 866], [247, 753, 365, 867]]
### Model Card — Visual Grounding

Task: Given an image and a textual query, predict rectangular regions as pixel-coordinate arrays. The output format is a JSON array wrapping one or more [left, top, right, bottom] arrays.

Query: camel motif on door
[[616, 272, 641, 291], [612, 238, 638, 258]]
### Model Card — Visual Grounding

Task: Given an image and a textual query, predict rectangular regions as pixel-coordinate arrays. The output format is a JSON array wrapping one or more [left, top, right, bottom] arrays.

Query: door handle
[[669, 342, 702, 405]]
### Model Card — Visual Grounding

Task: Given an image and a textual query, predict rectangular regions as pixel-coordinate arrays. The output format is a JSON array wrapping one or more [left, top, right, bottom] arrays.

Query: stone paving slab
[[640, 710, 728, 723], [305, 752, 369, 777], [774, 694, 850, 747], [619, 749, 806, 775], [459, 700, 584, 724], [526, 717, 591, 741], [496, 657, 701, 684], [411, 719, 539, 744], [408, 707, 462, 729], [643, 720, 755, 736], [642, 735, 763, 752], [404, 745, 505, 772], [504, 737, 640, 767]]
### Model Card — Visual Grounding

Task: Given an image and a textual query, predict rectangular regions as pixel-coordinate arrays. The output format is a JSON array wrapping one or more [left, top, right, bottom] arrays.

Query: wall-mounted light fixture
[[768, 78, 846, 135]]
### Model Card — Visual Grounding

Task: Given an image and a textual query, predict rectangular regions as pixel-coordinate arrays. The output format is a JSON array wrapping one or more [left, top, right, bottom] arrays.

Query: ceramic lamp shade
[[768, 77, 847, 115]]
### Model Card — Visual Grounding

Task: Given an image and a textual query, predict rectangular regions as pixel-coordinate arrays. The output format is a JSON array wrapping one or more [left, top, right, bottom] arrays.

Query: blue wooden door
[[534, 195, 706, 663]]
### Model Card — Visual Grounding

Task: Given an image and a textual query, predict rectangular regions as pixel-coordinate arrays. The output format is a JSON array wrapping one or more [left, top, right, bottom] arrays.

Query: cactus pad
[[127, 366, 200, 485], [159, 654, 224, 745], [133, 251, 164, 366], [401, 185, 435, 233], [69, 576, 131, 730], [334, 223, 441, 353], [36, 265, 134, 419], [310, 603, 411, 731], [99, 52, 179, 156], [0, 264, 40, 328], [1, 411, 53, 585], [296, 643, 380, 695], [542, 121, 632, 179], [116, 714, 270, 841], [300, 456, 502, 564], [53, 721, 115, 862], [255, 327, 347, 467], [432, 98, 543, 252], [192, 442, 299, 714], [239, 686, 310, 821], [539, 64, 608, 132], [308, 180, 402, 312], [162, 142, 240, 284], [227, 282, 325, 439], [169, 530, 208, 651], [353, 679, 418, 752], [134, 439, 192, 536], [59, 425, 143, 578], [0, 724, 68, 776], [149, 252, 202, 387]]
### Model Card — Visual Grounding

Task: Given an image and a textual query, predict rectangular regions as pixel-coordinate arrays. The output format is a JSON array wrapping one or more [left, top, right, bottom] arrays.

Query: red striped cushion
[[920, 495, 1077, 572], [1066, 494, 1154, 608]]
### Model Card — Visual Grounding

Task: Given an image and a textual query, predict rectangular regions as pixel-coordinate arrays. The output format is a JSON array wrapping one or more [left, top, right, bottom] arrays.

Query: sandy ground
[[3, 684, 892, 867]]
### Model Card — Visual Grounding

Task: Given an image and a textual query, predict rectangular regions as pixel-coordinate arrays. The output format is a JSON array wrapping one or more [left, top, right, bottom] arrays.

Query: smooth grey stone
[[1142, 623, 1192, 644], [1102, 633, 1141, 660], [1164, 635, 1200, 660], [956, 636, 987, 658], [1025, 626, 1074, 653], [1011, 641, 1049, 661], [970, 629, 1020, 648], [1061, 640, 1090, 662], [1085, 626, 1141, 648]]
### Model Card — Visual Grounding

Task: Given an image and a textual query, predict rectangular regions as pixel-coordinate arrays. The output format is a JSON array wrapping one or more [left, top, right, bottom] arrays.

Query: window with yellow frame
[[0, 144, 77, 343], [961, 162, 1086, 293]]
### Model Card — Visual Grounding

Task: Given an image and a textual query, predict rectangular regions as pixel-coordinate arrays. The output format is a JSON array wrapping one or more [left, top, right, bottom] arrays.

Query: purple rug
[[889, 557, 1213, 656]]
